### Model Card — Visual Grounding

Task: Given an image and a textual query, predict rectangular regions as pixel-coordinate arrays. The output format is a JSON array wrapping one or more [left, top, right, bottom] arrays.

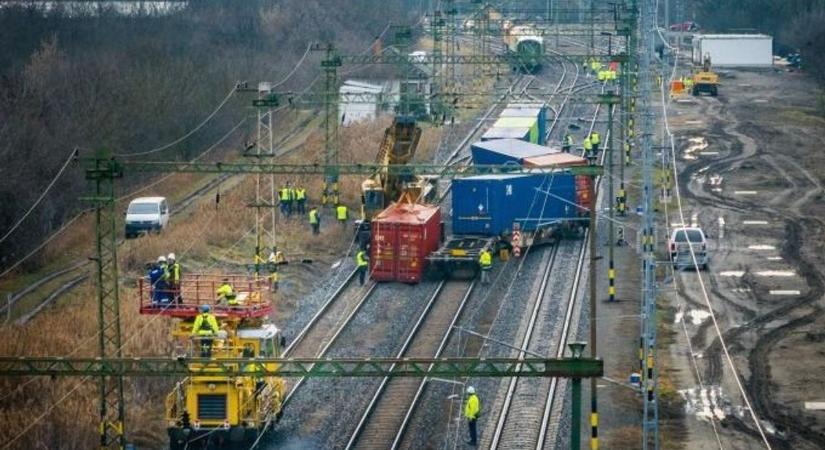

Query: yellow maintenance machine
[[360, 116, 435, 220], [692, 53, 719, 96], [138, 274, 286, 449]]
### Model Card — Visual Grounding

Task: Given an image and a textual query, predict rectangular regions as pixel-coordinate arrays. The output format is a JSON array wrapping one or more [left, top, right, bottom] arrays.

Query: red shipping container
[[369, 202, 442, 283], [523, 153, 592, 215]]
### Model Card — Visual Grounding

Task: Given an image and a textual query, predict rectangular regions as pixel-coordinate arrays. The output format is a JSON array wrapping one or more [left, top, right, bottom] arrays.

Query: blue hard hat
[[200, 304, 210, 313]]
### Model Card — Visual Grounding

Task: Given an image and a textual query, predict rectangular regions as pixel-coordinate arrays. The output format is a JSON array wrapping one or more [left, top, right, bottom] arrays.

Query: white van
[[668, 227, 709, 270], [125, 197, 170, 238]]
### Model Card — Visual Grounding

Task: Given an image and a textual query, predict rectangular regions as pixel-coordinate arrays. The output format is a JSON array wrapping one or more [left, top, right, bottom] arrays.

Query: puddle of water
[[719, 271, 745, 277], [685, 120, 703, 125], [734, 190, 758, 195], [683, 137, 709, 160], [743, 220, 768, 225], [687, 309, 711, 325], [679, 386, 728, 422], [766, 256, 782, 261], [699, 151, 719, 156], [697, 165, 710, 174], [753, 99, 768, 103], [748, 245, 776, 250], [769, 290, 800, 295], [755, 270, 796, 277], [805, 402, 825, 410]]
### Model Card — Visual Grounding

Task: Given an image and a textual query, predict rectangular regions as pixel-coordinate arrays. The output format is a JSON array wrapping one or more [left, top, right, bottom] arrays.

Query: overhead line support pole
[[83, 149, 126, 450]]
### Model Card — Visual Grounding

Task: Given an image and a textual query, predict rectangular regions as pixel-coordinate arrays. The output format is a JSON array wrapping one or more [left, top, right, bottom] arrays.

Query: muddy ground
[[663, 67, 825, 449]]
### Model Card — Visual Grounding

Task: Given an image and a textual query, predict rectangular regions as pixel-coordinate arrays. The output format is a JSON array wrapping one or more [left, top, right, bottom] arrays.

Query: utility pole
[[253, 82, 277, 276], [319, 44, 342, 206], [84, 149, 126, 449], [604, 92, 619, 303], [639, 0, 659, 447], [588, 167, 599, 450]]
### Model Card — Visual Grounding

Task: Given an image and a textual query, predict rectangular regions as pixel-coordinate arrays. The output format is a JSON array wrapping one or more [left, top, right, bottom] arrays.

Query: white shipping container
[[692, 34, 773, 67]]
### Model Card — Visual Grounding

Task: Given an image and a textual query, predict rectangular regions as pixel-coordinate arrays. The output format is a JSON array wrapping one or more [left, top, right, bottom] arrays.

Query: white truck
[[669, 227, 709, 270], [125, 197, 170, 238]]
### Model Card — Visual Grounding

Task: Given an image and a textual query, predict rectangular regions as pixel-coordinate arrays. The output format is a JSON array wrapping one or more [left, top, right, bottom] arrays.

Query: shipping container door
[[396, 223, 424, 283], [370, 222, 397, 281]]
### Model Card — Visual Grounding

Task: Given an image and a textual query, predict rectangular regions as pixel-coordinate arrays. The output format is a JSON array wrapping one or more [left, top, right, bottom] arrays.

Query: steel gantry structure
[[0, 152, 604, 449]]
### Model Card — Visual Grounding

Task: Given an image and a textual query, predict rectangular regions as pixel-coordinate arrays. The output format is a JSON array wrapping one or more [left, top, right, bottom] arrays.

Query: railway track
[[345, 280, 475, 450], [280, 271, 376, 404], [487, 238, 587, 450], [0, 110, 319, 323]]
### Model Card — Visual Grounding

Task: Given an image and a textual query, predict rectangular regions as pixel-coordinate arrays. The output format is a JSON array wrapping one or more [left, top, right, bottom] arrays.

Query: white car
[[669, 227, 709, 270], [125, 197, 169, 238]]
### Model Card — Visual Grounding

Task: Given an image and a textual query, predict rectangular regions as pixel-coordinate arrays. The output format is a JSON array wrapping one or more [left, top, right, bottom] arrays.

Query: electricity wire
[[0, 149, 75, 245]]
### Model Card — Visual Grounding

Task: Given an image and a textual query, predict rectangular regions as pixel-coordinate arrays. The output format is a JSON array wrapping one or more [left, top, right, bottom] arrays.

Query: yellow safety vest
[[479, 251, 492, 268], [216, 283, 236, 304], [583, 137, 592, 151], [590, 132, 600, 145], [336, 205, 348, 220], [296, 188, 306, 200], [464, 394, 480, 419], [309, 209, 319, 224], [564, 135, 574, 146], [192, 313, 219, 336], [279, 188, 290, 201], [356, 251, 369, 267], [169, 262, 181, 283]]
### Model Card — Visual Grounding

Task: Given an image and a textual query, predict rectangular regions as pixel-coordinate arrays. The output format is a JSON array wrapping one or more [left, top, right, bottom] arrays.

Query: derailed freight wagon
[[429, 172, 580, 277], [369, 201, 442, 283]]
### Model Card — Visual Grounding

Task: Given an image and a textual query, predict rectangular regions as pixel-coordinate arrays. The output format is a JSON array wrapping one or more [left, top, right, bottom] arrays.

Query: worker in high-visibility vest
[[191, 304, 220, 357], [167, 253, 181, 302], [309, 206, 321, 235], [464, 386, 481, 446], [590, 131, 601, 153], [295, 187, 307, 215], [562, 133, 574, 153], [216, 278, 237, 305], [279, 185, 291, 216], [356, 248, 369, 286], [478, 248, 492, 284], [583, 136, 593, 157], [336, 204, 348, 228], [288, 185, 297, 217]]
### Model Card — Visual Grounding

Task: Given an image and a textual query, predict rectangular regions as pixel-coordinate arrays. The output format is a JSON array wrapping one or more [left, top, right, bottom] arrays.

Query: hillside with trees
[[0, 0, 419, 270]]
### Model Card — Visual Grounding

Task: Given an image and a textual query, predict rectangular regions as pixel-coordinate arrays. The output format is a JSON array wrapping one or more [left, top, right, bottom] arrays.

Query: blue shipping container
[[481, 126, 532, 143], [452, 174, 577, 236], [470, 139, 558, 166]]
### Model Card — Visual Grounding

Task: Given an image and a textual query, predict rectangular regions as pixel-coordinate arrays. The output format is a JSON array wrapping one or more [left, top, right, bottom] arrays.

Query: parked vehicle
[[669, 21, 699, 32], [669, 227, 709, 270], [125, 196, 169, 238]]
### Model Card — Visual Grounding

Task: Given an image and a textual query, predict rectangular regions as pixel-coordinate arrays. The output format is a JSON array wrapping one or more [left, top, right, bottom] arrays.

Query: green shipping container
[[492, 117, 539, 144]]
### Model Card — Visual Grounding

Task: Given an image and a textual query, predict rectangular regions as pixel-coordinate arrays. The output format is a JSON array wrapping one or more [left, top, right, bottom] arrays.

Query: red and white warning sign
[[512, 230, 522, 257]]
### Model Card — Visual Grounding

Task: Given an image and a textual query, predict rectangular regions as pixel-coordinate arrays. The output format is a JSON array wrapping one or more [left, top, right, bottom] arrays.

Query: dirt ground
[[661, 66, 825, 449]]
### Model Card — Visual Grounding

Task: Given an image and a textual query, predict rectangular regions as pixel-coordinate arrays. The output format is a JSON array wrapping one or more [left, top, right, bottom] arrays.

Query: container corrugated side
[[451, 174, 577, 236]]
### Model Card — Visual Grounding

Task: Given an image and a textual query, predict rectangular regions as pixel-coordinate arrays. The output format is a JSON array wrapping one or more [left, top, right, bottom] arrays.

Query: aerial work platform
[[137, 273, 272, 318]]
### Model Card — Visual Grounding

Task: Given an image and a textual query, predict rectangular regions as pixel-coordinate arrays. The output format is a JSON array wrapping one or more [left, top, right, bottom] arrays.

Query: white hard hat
[[167, 253, 176, 261], [157, 255, 167, 263], [466, 386, 476, 394]]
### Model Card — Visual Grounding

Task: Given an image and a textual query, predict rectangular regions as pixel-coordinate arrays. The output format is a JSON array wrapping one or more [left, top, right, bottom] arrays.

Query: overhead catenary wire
[[117, 86, 238, 157], [0, 115, 251, 282], [0, 149, 75, 246]]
